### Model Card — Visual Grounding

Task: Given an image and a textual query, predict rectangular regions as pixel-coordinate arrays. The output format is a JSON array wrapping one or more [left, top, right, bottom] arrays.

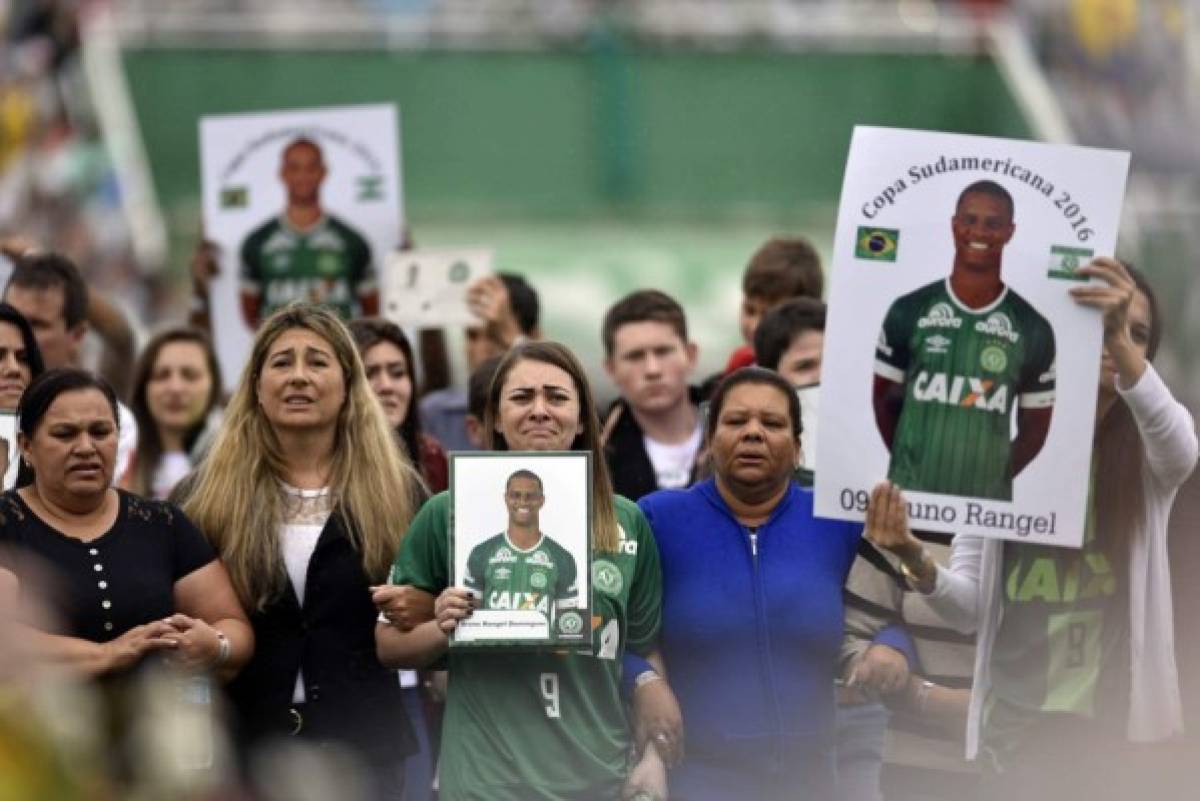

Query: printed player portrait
[[872, 179, 1057, 501]]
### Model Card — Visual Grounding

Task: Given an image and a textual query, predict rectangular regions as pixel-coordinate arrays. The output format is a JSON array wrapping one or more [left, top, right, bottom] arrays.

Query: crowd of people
[[0, 178, 1196, 801]]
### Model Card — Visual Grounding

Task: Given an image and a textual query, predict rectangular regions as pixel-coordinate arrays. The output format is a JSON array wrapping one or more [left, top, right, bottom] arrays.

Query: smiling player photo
[[873, 180, 1057, 501], [816, 126, 1131, 547], [449, 451, 592, 649], [463, 469, 579, 628]]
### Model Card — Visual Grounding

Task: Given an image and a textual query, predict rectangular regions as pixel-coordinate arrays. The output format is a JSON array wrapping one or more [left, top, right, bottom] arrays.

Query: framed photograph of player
[[815, 126, 1130, 548], [448, 451, 593, 651], [199, 104, 403, 391], [0, 412, 17, 490]]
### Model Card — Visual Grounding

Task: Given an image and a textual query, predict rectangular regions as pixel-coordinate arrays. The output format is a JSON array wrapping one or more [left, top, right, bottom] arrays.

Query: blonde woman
[[178, 303, 424, 800]]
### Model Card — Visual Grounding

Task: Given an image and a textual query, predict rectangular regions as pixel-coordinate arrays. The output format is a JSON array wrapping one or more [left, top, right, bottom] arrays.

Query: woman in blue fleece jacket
[[639, 368, 861, 801]]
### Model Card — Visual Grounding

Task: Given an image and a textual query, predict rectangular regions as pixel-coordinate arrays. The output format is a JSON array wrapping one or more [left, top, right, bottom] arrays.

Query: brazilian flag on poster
[[855, 227, 899, 261], [219, 186, 248, 209]]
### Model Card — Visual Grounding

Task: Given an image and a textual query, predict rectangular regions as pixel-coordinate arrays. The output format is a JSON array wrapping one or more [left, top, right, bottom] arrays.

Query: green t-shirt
[[392, 491, 662, 801], [239, 214, 375, 322], [984, 480, 1129, 762], [875, 278, 1056, 500], [464, 531, 578, 628]]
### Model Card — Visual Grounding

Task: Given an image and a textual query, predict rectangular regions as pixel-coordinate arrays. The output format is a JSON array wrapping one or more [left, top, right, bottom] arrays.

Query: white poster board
[[0, 413, 16, 489], [199, 104, 403, 390], [450, 452, 592, 650], [797, 384, 819, 473], [815, 126, 1130, 548], [382, 249, 493, 329]]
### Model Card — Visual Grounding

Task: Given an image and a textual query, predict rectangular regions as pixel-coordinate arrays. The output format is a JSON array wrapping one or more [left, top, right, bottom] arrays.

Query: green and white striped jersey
[[239, 214, 375, 321], [875, 278, 1056, 500], [464, 531, 578, 624]]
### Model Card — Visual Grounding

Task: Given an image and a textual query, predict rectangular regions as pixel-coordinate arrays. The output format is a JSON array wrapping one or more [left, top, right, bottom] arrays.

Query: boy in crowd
[[601, 290, 702, 501], [753, 298, 827, 486], [752, 297, 826, 389], [726, 236, 824, 373]]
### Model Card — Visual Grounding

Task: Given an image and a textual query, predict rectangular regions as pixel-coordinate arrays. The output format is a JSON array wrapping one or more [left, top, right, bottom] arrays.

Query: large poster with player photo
[[815, 127, 1130, 548], [199, 104, 403, 389], [449, 452, 593, 650]]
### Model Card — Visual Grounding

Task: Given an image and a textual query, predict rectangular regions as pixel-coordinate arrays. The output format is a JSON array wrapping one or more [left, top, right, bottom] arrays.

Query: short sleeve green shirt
[[239, 214, 375, 322], [875, 278, 1056, 500], [463, 532, 579, 625]]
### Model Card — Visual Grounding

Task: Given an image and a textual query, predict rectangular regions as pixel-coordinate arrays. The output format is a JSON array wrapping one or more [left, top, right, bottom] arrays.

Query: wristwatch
[[899, 549, 936, 593]]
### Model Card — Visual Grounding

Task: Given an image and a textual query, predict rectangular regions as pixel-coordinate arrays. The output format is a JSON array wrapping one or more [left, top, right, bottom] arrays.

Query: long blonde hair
[[180, 304, 422, 611], [483, 341, 621, 553]]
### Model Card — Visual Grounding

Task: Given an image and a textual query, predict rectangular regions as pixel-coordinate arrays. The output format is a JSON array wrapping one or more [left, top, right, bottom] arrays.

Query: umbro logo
[[925, 335, 951, 354]]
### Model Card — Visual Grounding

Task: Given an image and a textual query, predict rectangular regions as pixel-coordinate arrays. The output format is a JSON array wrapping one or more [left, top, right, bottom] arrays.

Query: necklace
[[24, 486, 115, 540]]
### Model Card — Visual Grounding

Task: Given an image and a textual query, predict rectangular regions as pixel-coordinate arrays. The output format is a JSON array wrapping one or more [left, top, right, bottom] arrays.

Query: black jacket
[[602, 387, 704, 502], [225, 511, 416, 764]]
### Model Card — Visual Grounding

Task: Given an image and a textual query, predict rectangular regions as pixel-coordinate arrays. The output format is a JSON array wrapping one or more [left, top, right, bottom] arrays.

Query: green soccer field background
[[122, 46, 1031, 396]]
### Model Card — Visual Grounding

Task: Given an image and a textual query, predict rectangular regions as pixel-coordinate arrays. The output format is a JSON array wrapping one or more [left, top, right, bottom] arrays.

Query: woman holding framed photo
[[377, 341, 674, 801]]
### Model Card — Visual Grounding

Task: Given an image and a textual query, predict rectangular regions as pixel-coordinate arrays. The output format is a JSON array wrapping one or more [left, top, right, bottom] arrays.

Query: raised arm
[[467, 275, 525, 350], [188, 239, 219, 334], [1120, 364, 1198, 488], [238, 233, 264, 330], [89, 292, 137, 400], [239, 291, 262, 332], [863, 481, 983, 634], [1073, 257, 1198, 487]]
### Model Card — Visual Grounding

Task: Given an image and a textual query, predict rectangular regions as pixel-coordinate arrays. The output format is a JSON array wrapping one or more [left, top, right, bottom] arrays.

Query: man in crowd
[[601, 290, 702, 501], [726, 236, 824, 373], [3, 251, 138, 478]]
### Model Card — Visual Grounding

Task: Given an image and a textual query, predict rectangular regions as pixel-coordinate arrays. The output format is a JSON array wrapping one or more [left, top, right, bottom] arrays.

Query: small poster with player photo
[[0, 413, 15, 489], [382, 248, 493, 329], [449, 451, 592, 651]]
